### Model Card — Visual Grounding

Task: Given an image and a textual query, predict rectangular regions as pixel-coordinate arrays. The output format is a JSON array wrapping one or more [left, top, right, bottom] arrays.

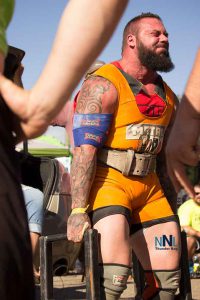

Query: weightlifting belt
[[98, 148, 156, 177]]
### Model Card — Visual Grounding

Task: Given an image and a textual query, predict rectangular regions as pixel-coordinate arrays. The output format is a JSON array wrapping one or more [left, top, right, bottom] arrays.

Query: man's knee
[[99, 264, 131, 300], [143, 269, 181, 300]]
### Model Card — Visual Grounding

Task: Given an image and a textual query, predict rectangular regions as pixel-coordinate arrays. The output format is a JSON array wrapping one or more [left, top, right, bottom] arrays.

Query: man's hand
[[67, 213, 91, 242]]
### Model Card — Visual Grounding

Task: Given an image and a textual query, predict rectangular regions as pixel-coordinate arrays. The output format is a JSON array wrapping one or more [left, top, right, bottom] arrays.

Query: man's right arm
[[67, 75, 117, 242]]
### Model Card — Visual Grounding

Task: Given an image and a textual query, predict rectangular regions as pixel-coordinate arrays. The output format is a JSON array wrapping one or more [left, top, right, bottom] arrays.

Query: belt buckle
[[131, 153, 153, 177]]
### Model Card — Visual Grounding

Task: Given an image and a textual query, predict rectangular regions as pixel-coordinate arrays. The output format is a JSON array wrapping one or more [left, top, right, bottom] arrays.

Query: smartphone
[[4, 45, 25, 79]]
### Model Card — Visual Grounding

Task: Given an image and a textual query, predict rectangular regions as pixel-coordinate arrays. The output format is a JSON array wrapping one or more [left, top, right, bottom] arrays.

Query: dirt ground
[[35, 274, 200, 300]]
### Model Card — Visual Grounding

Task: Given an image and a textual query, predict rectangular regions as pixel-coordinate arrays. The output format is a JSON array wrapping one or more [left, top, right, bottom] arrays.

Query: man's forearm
[[182, 225, 200, 238], [70, 145, 96, 209]]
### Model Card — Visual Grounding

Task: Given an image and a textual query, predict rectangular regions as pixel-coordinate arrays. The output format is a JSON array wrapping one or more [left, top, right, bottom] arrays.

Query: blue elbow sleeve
[[73, 113, 113, 147]]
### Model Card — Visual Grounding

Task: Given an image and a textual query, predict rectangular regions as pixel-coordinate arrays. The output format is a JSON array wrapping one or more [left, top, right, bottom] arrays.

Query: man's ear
[[127, 34, 136, 48]]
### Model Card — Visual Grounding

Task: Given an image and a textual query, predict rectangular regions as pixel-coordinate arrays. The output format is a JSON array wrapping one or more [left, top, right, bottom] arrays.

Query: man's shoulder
[[179, 199, 196, 211], [93, 63, 118, 74], [92, 63, 128, 88]]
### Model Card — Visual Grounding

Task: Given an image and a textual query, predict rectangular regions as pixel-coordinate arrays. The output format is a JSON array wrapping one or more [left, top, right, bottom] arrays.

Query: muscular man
[[67, 13, 181, 300]]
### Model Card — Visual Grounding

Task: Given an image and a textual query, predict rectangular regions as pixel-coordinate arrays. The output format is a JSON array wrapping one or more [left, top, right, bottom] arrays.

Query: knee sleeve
[[99, 264, 131, 300], [143, 269, 181, 300]]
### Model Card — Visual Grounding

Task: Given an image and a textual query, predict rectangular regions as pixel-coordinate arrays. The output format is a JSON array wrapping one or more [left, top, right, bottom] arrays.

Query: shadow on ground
[[35, 285, 86, 300]]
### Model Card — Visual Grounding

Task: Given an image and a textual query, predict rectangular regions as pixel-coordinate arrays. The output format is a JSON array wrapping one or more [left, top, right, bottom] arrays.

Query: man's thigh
[[130, 220, 181, 270], [22, 186, 43, 223], [93, 213, 131, 265]]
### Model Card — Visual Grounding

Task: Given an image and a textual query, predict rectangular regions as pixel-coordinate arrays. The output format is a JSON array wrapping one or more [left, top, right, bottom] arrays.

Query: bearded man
[[67, 13, 181, 300]]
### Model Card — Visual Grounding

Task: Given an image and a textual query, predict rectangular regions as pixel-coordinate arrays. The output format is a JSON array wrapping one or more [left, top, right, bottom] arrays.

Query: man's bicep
[[75, 76, 117, 114], [73, 76, 117, 148]]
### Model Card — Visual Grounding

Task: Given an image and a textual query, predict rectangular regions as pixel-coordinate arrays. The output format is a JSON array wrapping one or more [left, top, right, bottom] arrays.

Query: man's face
[[135, 18, 174, 72], [194, 185, 200, 205]]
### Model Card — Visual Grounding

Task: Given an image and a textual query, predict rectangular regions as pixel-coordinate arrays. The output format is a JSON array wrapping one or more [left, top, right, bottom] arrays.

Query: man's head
[[122, 12, 174, 72]]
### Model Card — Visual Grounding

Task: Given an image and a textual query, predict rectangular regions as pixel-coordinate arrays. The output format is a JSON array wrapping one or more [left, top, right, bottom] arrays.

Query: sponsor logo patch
[[84, 133, 101, 143], [126, 123, 165, 153], [113, 275, 126, 286], [81, 119, 100, 126], [155, 234, 178, 251]]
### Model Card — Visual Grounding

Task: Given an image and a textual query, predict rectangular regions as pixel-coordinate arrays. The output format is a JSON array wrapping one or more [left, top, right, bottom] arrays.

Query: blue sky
[[7, 0, 200, 98]]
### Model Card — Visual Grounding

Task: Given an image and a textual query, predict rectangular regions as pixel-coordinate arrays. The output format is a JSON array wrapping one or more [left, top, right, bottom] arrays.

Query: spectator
[[178, 184, 200, 260], [0, 0, 129, 141]]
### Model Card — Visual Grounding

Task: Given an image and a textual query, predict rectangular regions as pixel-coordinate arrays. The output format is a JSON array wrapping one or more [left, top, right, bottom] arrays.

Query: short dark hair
[[122, 12, 162, 53]]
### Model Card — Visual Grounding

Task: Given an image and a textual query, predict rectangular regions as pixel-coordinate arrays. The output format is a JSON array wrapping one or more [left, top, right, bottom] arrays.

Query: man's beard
[[137, 41, 174, 72]]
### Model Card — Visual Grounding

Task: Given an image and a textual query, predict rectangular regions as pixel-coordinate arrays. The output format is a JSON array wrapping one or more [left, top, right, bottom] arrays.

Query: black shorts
[[89, 205, 179, 234]]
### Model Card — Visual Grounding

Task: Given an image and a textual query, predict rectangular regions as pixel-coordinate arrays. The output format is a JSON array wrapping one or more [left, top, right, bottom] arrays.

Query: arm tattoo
[[71, 77, 111, 209], [70, 147, 96, 208], [76, 77, 111, 113]]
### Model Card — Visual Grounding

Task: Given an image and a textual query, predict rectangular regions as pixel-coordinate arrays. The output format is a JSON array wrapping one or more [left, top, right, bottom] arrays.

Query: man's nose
[[160, 34, 168, 43]]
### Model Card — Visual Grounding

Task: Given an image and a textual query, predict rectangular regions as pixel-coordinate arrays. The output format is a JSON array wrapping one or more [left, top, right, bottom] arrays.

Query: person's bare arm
[[181, 225, 200, 239], [67, 76, 117, 242], [166, 48, 200, 198], [184, 48, 200, 115], [0, 0, 128, 140], [157, 95, 179, 213]]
